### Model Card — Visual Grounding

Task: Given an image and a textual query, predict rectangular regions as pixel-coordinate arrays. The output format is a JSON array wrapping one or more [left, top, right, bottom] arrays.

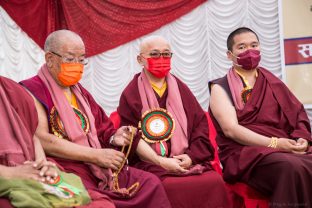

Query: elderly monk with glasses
[[20, 30, 171, 208], [117, 35, 230, 208]]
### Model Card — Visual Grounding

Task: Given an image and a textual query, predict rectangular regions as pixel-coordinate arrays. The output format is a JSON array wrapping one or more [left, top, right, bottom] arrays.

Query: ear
[[226, 50, 233, 61], [45, 52, 53, 68], [137, 55, 144, 65]]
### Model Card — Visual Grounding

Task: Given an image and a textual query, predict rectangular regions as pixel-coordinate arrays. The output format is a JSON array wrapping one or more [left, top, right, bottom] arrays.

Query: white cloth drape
[[0, 0, 311, 127]]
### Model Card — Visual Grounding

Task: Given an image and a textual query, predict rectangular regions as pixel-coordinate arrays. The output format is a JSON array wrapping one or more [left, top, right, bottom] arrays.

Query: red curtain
[[1, 0, 207, 56]]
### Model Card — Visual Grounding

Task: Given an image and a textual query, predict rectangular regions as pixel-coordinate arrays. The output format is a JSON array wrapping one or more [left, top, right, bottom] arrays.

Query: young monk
[[209, 27, 312, 208]]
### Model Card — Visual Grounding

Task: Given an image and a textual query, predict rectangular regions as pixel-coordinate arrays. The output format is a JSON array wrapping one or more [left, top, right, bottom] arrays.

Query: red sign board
[[284, 37, 312, 65]]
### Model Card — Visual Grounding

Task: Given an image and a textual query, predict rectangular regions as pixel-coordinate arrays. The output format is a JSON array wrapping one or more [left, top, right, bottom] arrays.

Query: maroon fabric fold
[[0, 76, 37, 166], [1, 0, 207, 56]]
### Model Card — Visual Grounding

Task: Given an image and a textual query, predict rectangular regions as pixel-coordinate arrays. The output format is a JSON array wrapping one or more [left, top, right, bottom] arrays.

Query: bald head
[[139, 35, 170, 54], [44, 30, 86, 87], [44, 30, 84, 53]]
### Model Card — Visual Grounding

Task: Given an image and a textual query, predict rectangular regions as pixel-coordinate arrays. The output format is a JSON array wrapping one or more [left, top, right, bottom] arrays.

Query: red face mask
[[236, 49, 261, 70], [146, 57, 171, 78]]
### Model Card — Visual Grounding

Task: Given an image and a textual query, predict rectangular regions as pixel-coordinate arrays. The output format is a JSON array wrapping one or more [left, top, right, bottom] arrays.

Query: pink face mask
[[146, 57, 171, 78], [234, 49, 261, 70]]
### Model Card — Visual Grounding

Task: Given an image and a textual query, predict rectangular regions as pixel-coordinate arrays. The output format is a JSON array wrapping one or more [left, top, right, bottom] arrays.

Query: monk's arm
[[0, 164, 42, 181], [210, 84, 272, 146], [33, 97, 124, 170], [33, 97, 95, 161], [33, 134, 47, 162], [136, 139, 161, 165]]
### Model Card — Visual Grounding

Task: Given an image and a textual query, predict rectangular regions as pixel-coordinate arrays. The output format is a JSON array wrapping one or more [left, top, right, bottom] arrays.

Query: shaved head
[[139, 35, 170, 54], [44, 30, 84, 53]]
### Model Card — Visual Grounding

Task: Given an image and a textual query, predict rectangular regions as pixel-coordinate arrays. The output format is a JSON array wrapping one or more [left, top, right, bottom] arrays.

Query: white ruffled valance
[[0, 0, 311, 127]]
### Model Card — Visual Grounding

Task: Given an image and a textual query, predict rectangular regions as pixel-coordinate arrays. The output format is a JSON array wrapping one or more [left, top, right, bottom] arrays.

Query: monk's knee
[[266, 154, 307, 183], [203, 170, 227, 186]]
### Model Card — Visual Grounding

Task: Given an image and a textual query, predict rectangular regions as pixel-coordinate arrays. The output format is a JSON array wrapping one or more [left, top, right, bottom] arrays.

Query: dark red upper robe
[[118, 73, 231, 208], [0, 76, 38, 208], [21, 75, 171, 208]]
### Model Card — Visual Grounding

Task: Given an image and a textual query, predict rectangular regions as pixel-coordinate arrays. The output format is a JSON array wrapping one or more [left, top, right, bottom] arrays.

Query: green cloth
[[0, 171, 91, 208]]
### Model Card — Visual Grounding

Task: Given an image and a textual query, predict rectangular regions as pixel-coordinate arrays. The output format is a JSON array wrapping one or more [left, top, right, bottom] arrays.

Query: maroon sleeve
[[177, 79, 215, 164], [118, 91, 142, 128], [78, 84, 116, 148], [261, 68, 312, 142], [290, 104, 312, 142], [117, 76, 142, 160], [5, 77, 38, 136]]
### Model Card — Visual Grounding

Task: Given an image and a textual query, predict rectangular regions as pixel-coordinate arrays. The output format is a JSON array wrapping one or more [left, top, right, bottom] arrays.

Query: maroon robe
[[209, 68, 312, 207], [0, 76, 38, 208], [21, 75, 171, 208], [118, 73, 230, 208]]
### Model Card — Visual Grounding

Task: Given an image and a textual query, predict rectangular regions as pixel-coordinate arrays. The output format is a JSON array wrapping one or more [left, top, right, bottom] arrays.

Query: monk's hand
[[112, 126, 135, 146], [32, 160, 58, 183], [3, 162, 43, 182], [158, 157, 188, 173], [173, 154, 192, 169], [95, 148, 125, 170], [292, 138, 309, 154], [277, 138, 306, 154]]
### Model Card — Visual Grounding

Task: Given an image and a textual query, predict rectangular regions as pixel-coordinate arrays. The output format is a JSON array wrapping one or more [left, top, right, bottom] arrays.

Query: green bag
[[0, 170, 91, 208]]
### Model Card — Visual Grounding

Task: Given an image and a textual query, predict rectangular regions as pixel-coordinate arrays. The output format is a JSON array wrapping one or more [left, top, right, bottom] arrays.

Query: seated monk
[[20, 30, 171, 208], [0, 76, 90, 208], [117, 35, 230, 208], [209, 27, 312, 207]]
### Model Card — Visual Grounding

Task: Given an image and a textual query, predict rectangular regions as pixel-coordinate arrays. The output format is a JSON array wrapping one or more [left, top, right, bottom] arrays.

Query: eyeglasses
[[50, 51, 89, 65], [148, 52, 173, 58]]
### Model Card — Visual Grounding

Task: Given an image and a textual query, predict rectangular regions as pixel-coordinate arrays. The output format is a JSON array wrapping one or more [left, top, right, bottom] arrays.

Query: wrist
[[268, 137, 278, 148], [156, 155, 164, 167], [88, 148, 99, 164]]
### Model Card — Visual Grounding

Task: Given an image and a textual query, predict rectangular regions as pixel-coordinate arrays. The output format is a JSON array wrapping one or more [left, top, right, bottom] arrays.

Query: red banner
[[0, 0, 207, 57], [284, 37, 312, 65]]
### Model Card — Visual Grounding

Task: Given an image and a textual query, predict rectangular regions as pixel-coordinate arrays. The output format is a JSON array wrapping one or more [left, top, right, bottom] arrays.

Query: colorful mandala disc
[[50, 106, 90, 139], [139, 108, 175, 143]]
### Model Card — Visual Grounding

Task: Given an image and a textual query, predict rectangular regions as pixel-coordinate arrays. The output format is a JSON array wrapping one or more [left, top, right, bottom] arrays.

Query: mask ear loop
[[228, 50, 243, 68], [138, 54, 148, 69]]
